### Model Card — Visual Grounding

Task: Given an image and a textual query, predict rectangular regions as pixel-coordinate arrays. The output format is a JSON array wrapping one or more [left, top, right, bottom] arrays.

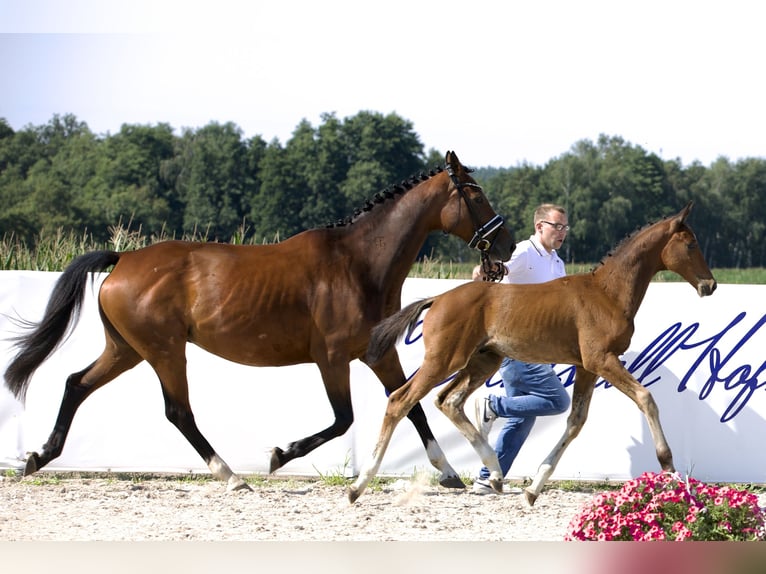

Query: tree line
[[1, 112, 764, 268]]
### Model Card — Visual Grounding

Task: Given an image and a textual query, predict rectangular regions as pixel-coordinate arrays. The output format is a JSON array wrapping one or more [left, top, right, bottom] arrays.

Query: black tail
[[4, 250, 121, 402], [365, 298, 435, 364]]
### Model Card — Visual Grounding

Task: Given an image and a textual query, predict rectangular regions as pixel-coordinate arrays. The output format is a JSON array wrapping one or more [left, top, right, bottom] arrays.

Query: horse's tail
[[4, 250, 121, 403], [365, 298, 436, 364]]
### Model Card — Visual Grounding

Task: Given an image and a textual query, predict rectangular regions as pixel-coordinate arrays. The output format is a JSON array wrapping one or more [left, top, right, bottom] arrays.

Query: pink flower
[[565, 471, 766, 542]]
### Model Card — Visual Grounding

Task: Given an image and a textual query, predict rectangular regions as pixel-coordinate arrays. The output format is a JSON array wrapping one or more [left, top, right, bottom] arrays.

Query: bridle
[[446, 165, 506, 282]]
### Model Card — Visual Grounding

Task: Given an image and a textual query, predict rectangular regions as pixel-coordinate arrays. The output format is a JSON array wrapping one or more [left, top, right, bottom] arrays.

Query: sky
[[1, 0, 764, 168]]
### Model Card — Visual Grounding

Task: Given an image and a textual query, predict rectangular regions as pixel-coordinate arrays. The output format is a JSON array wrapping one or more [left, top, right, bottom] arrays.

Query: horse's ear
[[679, 201, 693, 222], [445, 150, 461, 172], [673, 201, 694, 230]]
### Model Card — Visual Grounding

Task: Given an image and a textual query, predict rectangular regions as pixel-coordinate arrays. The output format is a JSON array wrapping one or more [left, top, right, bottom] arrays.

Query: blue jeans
[[478, 358, 570, 480]]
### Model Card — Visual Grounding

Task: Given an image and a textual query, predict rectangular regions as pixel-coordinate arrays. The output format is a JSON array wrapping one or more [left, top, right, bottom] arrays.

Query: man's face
[[536, 212, 569, 252]]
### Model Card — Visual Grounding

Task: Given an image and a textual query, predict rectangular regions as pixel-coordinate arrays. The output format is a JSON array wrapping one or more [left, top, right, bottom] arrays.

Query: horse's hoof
[[524, 488, 538, 506], [269, 447, 285, 473], [347, 485, 362, 504], [23, 453, 40, 476], [227, 475, 252, 492], [490, 478, 503, 493], [439, 475, 466, 490]]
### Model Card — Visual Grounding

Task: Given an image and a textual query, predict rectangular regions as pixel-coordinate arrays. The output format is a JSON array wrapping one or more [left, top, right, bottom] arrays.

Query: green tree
[[79, 122, 175, 240], [177, 121, 251, 239], [248, 141, 307, 240], [0, 115, 97, 241], [719, 157, 766, 266]]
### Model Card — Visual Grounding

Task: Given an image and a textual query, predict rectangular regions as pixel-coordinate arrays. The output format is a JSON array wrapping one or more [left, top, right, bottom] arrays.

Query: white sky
[[1, 0, 764, 167]]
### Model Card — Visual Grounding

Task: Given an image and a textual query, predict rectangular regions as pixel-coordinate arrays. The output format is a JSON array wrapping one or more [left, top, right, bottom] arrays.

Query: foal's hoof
[[490, 478, 503, 493], [524, 488, 538, 506], [439, 475, 466, 490], [269, 447, 285, 473], [347, 485, 362, 504], [23, 452, 40, 476]]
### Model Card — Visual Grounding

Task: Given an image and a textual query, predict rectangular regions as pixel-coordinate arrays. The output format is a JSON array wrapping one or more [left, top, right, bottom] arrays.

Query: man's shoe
[[471, 479, 523, 495], [474, 396, 497, 439], [471, 479, 497, 495]]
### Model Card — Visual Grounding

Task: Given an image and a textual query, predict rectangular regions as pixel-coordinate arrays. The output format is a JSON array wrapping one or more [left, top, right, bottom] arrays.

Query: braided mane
[[325, 166, 445, 228]]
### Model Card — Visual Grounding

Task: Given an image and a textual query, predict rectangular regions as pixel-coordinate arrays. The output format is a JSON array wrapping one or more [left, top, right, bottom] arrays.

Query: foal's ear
[[680, 200, 693, 221], [674, 201, 694, 227]]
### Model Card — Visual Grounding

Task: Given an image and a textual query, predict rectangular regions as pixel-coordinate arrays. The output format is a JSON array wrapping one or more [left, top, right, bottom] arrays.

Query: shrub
[[565, 471, 766, 541]]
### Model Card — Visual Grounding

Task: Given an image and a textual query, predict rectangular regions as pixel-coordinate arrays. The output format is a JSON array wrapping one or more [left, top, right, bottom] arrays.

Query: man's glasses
[[541, 221, 570, 232]]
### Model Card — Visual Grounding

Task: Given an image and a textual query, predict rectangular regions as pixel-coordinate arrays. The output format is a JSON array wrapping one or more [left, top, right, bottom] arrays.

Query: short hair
[[533, 203, 567, 225]]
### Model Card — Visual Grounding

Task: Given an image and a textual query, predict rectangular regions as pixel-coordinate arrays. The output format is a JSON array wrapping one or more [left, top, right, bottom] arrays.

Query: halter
[[446, 165, 506, 282]]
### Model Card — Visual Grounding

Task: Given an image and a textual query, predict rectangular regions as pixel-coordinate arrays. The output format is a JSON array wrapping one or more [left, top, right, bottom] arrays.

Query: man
[[472, 203, 572, 494]]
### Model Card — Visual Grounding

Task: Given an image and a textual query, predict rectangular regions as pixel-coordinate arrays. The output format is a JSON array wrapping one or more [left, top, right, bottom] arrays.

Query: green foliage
[[3, 227, 764, 284], [478, 134, 766, 268], [313, 451, 354, 486], [2, 112, 766, 267], [566, 471, 766, 541]]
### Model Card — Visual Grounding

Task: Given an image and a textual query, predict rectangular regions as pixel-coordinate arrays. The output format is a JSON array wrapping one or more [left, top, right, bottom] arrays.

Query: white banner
[[1, 271, 765, 484]]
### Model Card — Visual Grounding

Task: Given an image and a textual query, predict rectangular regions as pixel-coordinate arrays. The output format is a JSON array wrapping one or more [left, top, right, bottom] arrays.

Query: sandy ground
[[0, 473, 597, 541]]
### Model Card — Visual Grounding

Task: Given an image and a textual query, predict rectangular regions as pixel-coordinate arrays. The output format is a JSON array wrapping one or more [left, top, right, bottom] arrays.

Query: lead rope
[[480, 251, 505, 282]]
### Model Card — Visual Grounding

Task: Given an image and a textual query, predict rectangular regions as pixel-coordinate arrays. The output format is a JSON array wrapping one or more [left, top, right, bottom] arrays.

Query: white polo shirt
[[501, 235, 566, 285]]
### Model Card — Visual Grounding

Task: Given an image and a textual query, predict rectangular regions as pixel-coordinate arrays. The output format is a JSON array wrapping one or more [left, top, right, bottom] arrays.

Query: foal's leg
[[525, 368, 597, 506], [433, 351, 505, 493], [270, 355, 354, 473], [365, 350, 463, 490], [23, 336, 142, 475], [597, 354, 675, 472], [151, 353, 250, 492], [348, 363, 447, 504]]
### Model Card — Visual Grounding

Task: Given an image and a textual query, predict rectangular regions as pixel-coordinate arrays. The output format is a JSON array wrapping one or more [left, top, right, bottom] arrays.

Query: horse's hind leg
[[151, 357, 251, 492], [366, 350, 463, 490], [524, 368, 597, 506], [434, 350, 505, 492], [24, 339, 142, 475]]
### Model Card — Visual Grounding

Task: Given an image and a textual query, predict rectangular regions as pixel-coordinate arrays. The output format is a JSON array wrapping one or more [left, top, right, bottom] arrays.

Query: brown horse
[[4, 151, 514, 491], [349, 202, 716, 504]]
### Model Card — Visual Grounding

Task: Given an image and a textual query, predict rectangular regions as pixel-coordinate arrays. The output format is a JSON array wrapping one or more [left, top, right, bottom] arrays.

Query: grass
[[3, 226, 765, 283], [6, 470, 763, 501], [417, 260, 766, 283]]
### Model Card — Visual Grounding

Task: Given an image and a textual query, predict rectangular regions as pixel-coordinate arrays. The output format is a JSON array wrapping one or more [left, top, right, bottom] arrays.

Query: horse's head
[[442, 151, 514, 275], [661, 201, 717, 297]]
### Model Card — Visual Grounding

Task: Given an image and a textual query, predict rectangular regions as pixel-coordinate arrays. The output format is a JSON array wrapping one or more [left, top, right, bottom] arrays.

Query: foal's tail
[[4, 250, 121, 403], [365, 298, 436, 364]]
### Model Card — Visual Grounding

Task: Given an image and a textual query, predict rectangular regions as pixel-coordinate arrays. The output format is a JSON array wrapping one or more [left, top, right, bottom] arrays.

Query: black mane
[[324, 165, 445, 228]]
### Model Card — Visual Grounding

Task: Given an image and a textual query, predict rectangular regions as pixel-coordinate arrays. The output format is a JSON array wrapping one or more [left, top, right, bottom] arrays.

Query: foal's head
[[661, 202, 717, 297]]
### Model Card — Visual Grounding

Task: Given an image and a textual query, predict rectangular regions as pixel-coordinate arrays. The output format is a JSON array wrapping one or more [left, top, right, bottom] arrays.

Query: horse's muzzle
[[697, 278, 717, 297]]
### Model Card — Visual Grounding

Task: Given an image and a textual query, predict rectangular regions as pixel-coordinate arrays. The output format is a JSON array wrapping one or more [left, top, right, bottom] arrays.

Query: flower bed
[[565, 471, 766, 541]]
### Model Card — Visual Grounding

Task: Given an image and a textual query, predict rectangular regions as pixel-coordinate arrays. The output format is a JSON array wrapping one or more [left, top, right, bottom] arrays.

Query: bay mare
[[350, 202, 716, 504], [4, 151, 514, 491]]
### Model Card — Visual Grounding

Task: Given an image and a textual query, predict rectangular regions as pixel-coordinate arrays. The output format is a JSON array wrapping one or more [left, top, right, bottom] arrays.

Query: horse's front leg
[[270, 359, 354, 473], [365, 350, 463, 490], [598, 355, 675, 472], [434, 352, 505, 493], [525, 368, 597, 506]]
